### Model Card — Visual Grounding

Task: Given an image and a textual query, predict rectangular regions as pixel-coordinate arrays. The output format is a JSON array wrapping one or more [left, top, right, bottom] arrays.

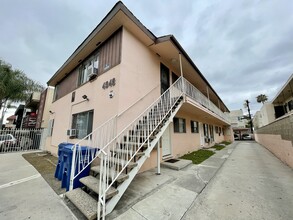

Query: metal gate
[[0, 128, 47, 153]]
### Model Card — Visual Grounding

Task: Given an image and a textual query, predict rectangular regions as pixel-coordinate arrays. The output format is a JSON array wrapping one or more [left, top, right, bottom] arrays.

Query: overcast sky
[[1, 0, 293, 118]]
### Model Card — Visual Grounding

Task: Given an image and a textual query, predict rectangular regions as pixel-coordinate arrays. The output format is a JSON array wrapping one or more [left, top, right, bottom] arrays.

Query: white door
[[162, 125, 171, 157], [199, 122, 205, 146]]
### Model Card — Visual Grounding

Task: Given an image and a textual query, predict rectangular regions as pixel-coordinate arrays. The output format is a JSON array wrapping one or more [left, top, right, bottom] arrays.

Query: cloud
[[1, 0, 293, 116]]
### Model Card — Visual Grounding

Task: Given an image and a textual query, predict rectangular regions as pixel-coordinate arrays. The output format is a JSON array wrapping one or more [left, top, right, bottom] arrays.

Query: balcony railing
[[182, 78, 230, 123]]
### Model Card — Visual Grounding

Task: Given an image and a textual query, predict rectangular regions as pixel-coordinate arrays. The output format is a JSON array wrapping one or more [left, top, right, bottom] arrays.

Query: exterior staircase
[[65, 78, 184, 219]]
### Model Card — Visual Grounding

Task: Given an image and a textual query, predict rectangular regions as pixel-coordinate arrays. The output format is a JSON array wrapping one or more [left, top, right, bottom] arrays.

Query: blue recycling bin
[[54, 143, 74, 180], [61, 145, 96, 191]]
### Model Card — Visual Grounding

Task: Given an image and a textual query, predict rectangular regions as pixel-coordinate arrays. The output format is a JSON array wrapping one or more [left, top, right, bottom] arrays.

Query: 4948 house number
[[102, 78, 116, 89]]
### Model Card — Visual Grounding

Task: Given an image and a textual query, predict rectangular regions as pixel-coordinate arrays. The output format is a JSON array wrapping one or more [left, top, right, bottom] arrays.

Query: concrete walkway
[[1, 142, 292, 220], [0, 152, 77, 220], [109, 143, 236, 219], [182, 141, 293, 220], [112, 142, 293, 220]]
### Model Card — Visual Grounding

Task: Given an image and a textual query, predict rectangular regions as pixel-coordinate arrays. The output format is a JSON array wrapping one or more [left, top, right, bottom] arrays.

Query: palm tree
[[256, 94, 268, 104]]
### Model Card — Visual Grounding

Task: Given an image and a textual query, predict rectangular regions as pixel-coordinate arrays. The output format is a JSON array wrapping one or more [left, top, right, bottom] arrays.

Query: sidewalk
[[0, 151, 77, 220], [108, 143, 236, 219]]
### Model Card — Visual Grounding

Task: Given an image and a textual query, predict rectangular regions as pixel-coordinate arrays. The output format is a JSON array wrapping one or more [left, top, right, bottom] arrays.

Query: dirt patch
[[22, 152, 66, 195]]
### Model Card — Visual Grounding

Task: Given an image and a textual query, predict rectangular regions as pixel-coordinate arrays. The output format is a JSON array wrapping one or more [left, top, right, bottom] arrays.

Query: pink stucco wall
[[255, 134, 293, 169]]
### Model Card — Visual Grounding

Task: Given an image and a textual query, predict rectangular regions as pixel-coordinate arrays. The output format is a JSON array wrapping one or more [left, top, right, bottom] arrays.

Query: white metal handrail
[[97, 77, 184, 219], [182, 78, 230, 123], [69, 115, 117, 190]]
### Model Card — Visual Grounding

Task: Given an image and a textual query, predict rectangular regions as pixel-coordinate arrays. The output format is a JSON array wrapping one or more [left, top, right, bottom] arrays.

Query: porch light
[[82, 95, 89, 101]]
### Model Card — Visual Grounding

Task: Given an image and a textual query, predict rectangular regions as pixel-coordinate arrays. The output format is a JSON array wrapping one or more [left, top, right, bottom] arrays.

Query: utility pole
[[244, 100, 253, 133]]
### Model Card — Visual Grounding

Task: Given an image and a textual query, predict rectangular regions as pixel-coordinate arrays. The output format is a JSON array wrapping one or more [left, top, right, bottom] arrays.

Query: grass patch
[[211, 144, 225, 151], [180, 149, 215, 164], [220, 141, 231, 145]]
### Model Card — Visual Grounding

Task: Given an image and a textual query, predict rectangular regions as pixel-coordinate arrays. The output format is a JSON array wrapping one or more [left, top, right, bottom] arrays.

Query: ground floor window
[[48, 119, 54, 136], [72, 110, 94, 139], [173, 117, 186, 133], [191, 120, 199, 133], [209, 125, 214, 142]]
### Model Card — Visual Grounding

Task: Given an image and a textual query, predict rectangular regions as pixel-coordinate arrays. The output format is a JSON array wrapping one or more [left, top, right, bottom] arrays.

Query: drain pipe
[[179, 53, 185, 92], [156, 141, 161, 175]]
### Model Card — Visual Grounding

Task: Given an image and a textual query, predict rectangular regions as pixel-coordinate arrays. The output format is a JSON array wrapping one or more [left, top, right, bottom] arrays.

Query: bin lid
[[63, 145, 90, 152]]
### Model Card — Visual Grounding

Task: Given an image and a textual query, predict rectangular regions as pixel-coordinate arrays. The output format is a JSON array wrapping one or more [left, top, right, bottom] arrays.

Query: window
[[219, 127, 222, 136], [53, 85, 59, 101], [209, 125, 214, 142], [72, 110, 94, 139], [71, 92, 75, 102], [222, 127, 225, 135], [288, 100, 293, 111], [215, 126, 218, 133], [191, 121, 199, 133], [48, 119, 54, 136], [78, 54, 99, 86], [173, 117, 186, 133], [203, 123, 209, 137]]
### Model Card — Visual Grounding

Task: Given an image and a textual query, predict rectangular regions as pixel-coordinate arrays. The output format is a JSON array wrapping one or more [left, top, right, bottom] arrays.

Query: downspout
[[179, 53, 184, 93]]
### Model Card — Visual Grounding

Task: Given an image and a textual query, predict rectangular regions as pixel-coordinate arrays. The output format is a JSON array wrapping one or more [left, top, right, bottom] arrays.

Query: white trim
[[0, 174, 41, 189]]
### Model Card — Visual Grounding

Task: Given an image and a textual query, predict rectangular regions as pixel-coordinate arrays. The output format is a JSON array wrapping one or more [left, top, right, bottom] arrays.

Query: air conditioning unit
[[67, 129, 77, 137], [88, 72, 98, 81]]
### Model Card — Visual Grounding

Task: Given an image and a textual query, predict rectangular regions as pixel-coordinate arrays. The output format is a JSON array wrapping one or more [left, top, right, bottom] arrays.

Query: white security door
[[199, 122, 205, 146], [162, 125, 172, 157]]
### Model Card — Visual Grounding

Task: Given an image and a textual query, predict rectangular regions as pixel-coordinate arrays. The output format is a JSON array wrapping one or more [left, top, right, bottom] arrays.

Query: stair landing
[[161, 159, 192, 170]]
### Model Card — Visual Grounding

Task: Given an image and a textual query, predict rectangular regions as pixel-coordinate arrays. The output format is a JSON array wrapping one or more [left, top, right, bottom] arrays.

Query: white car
[[242, 133, 253, 140], [0, 134, 17, 152]]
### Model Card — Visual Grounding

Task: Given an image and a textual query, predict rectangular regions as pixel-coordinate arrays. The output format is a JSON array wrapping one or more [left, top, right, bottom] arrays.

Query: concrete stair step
[[91, 165, 129, 183], [112, 148, 145, 157], [65, 188, 97, 220], [108, 157, 138, 169], [79, 176, 118, 199]]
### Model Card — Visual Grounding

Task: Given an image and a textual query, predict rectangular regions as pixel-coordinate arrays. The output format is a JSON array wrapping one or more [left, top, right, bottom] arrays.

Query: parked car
[[242, 133, 253, 140], [0, 134, 17, 152], [234, 134, 240, 140]]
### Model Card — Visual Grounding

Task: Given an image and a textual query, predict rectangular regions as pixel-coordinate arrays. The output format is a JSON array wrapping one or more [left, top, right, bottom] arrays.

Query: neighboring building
[[46, 2, 232, 218], [36, 87, 54, 129], [22, 92, 41, 129], [229, 109, 247, 128], [14, 104, 25, 129], [254, 73, 293, 169], [253, 110, 262, 130], [252, 102, 275, 129], [229, 109, 249, 139], [5, 115, 16, 129]]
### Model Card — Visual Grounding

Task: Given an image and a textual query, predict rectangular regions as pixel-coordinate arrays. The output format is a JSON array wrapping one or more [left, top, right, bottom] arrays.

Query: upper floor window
[[78, 54, 99, 86]]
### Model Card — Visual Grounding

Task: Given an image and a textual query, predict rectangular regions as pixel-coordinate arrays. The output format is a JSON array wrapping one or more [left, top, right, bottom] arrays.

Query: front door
[[162, 125, 172, 157], [199, 122, 205, 146], [161, 63, 170, 94]]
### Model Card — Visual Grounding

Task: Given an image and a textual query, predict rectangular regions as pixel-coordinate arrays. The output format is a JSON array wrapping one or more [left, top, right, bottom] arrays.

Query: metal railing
[[182, 78, 230, 123], [69, 115, 117, 190], [97, 77, 183, 219], [0, 128, 45, 153], [67, 76, 230, 219]]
